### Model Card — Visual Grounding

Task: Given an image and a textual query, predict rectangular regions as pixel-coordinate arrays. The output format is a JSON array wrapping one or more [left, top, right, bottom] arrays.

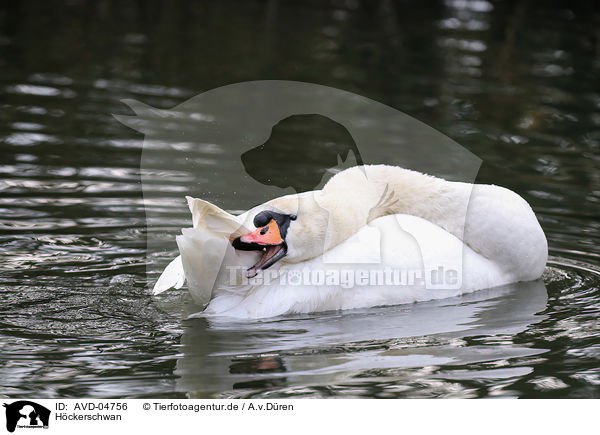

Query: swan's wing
[[153, 197, 251, 298], [153, 255, 185, 295], [186, 196, 249, 236], [176, 229, 237, 305]]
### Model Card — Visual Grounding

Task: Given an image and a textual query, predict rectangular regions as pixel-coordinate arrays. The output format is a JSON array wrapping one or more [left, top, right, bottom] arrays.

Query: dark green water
[[1, 0, 599, 398]]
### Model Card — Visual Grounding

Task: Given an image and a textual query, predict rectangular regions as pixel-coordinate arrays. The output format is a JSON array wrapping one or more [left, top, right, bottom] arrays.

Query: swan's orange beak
[[232, 216, 289, 278], [238, 219, 283, 246]]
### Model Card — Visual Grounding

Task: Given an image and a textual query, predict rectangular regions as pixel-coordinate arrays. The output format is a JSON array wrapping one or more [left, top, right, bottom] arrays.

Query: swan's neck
[[316, 165, 472, 251]]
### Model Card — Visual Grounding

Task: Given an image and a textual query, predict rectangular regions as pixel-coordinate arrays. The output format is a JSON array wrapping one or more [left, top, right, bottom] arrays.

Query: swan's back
[[465, 184, 547, 281], [205, 213, 519, 318]]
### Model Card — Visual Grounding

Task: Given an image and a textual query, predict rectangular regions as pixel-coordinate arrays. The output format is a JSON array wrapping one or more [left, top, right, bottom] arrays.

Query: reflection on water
[[177, 281, 548, 398], [1, 0, 599, 398]]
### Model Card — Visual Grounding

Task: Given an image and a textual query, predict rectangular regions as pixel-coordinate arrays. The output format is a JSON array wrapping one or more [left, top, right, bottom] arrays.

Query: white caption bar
[[0, 399, 593, 435]]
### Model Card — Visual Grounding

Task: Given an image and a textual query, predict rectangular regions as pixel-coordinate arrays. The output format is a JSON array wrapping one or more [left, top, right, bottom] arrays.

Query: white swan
[[154, 165, 547, 319]]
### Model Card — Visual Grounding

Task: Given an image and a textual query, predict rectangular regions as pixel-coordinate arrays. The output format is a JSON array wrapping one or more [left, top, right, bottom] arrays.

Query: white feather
[[153, 196, 253, 298], [152, 255, 185, 295]]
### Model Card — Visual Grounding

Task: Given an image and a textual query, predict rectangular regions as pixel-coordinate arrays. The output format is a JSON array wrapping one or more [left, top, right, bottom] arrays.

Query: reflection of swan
[[155, 165, 547, 319], [175, 280, 548, 397]]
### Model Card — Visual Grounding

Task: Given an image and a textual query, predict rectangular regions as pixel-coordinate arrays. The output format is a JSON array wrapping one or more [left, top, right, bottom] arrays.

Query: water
[[1, 0, 599, 398]]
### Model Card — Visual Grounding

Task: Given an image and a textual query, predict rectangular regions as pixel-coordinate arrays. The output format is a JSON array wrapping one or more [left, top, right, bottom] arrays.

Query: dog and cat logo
[[3, 401, 50, 432]]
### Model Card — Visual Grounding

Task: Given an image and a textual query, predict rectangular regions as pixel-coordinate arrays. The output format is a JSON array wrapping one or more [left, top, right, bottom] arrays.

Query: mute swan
[[154, 165, 547, 319]]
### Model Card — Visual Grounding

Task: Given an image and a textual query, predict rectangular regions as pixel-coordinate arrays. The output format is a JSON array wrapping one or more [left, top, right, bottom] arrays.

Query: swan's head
[[231, 209, 297, 277], [231, 193, 332, 277], [231, 169, 380, 277]]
